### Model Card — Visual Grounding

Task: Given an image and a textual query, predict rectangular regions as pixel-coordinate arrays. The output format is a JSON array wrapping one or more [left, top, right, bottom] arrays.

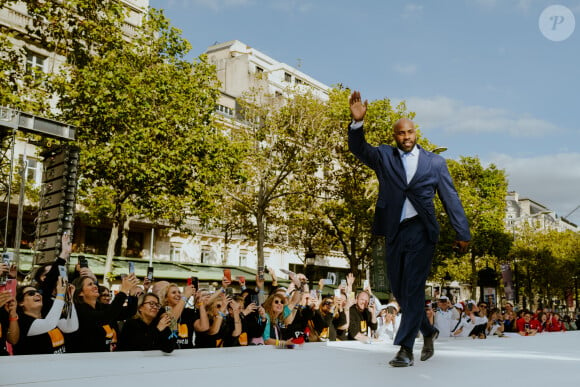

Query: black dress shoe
[[389, 346, 414, 367], [420, 328, 439, 361]]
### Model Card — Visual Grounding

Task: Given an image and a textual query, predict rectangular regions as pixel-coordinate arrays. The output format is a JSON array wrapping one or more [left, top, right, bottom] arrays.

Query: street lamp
[[304, 250, 316, 288]]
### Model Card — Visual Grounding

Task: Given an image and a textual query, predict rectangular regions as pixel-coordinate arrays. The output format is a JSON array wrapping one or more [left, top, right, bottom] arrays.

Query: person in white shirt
[[434, 296, 454, 338], [452, 300, 487, 338]]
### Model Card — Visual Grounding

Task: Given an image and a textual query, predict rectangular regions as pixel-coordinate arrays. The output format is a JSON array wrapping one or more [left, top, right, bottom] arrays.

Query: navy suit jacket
[[348, 125, 471, 245]]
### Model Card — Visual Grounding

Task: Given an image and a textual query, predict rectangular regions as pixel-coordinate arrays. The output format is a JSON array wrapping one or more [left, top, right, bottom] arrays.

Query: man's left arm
[[436, 158, 471, 246]]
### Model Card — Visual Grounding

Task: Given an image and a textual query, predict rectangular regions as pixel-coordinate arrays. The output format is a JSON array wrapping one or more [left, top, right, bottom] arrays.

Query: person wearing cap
[[434, 296, 454, 338], [452, 300, 487, 338], [348, 92, 471, 367]]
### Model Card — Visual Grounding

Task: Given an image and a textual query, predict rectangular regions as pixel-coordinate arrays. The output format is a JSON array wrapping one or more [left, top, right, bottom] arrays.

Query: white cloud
[[489, 152, 580, 222], [393, 63, 417, 75], [399, 96, 562, 137]]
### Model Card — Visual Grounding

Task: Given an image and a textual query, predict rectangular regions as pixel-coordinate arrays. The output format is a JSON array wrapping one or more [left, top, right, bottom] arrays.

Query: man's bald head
[[393, 118, 415, 133], [392, 118, 417, 152]]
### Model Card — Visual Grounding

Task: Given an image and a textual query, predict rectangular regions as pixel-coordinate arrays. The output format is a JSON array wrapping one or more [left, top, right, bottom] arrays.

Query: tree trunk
[[103, 203, 122, 287], [470, 252, 477, 300], [120, 216, 131, 257], [256, 211, 265, 270]]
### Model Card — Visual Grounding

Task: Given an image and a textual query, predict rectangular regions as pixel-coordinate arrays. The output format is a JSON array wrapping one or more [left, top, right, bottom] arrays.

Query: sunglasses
[[24, 289, 42, 297], [323, 301, 333, 306], [273, 299, 284, 304]]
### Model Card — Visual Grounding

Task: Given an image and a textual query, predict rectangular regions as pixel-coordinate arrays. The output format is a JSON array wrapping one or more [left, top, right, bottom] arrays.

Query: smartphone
[[369, 296, 375, 307], [129, 261, 135, 274], [323, 278, 333, 285], [258, 266, 264, 281], [78, 255, 88, 268], [223, 269, 232, 282], [225, 287, 234, 297], [250, 294, 259, 305], [310, 289, 318, 299], [0, 252, 12, 285], [340, 279, 347, 287], [146, 266, 154, 281], [0, 279, 16, 295], [58, 265, 68, 282], [334, 289, 341, 298], [363, 279, 369, 289]]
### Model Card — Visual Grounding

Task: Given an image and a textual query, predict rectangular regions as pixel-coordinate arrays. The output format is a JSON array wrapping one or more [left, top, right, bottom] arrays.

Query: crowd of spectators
[[1, 236, 578, 356]]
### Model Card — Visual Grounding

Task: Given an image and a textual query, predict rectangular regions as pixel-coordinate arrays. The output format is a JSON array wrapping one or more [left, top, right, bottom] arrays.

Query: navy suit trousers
[[386, 218, 437, 349]]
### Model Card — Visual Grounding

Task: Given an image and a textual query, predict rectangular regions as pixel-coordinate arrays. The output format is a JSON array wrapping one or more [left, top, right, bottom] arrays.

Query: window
[[284, 72, 292, 82], [18, 155, 42, 186], [170, 245, 182, 262], [26, 52, 46, 78], [215, 104, 234, 117], [201, 246, 211, 263]]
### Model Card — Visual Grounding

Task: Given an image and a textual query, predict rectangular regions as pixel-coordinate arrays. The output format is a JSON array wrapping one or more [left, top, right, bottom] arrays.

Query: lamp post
[[574, 274, 579, 312], [304, 250, 316, 289]]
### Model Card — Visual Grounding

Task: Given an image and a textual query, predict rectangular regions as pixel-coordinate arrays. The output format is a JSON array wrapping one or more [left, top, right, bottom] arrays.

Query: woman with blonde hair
[[159, 282, 209, 349]]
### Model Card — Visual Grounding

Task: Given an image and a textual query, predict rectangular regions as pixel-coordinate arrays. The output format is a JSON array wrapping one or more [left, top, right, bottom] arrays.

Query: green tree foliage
[[435, 157, 511, 297], [222, 86, 333, 270], [55, 9, 238, 284], [510, 226, 580, 309]]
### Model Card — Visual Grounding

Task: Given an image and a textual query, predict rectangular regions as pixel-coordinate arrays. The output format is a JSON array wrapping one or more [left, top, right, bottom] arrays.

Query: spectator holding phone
[[348, 291, 377, 342], [159, 282, 206, 349], [0, 290, 19, 355], [516, 310, 540, 336], [118, 293, 176, 353], [238, 294, 267, 345], [195, 293, 236, 348], [14, 278, 78, 355], [485, 308, 504, 337], [69, 274, 138, 352]]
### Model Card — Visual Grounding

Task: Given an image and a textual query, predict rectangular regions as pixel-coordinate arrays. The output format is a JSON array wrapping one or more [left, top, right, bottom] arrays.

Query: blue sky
[[150, 0, 580, 225]]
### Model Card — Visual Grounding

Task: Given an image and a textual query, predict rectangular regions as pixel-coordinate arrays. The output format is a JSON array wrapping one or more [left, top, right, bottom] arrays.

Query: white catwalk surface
[[1, 332, 579, 387]]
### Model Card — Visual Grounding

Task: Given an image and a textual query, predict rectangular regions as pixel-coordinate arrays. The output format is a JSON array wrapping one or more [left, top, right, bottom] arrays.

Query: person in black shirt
[[14, 279, 77, 355], [159, 283, 209, 349], [118, 293, 175, 353], [68, 274, 138, 352], [348, 291, 377, 342]]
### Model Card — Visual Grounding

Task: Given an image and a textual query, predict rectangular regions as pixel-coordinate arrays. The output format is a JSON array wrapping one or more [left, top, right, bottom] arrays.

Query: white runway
[[1, 332, 579, 386]]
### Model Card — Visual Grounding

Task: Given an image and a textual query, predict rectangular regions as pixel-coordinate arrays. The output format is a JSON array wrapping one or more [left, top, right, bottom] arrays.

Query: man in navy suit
[[348, 91, 470, 367]]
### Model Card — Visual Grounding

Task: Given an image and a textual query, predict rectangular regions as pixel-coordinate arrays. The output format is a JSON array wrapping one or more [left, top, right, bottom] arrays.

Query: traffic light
[[34, 146, 79, 264]]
